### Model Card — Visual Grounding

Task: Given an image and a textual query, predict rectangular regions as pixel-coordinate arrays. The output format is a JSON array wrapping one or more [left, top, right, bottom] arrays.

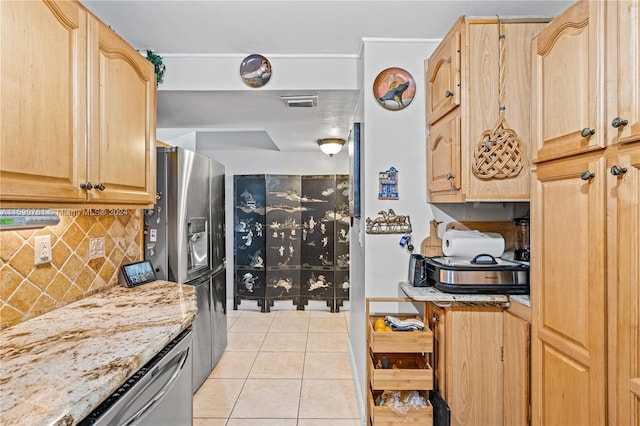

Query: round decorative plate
[[240, 54, 272, 88], [373, 67, 416, 111]]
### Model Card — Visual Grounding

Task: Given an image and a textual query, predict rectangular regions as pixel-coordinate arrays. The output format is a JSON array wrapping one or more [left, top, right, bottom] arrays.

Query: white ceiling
[[80, 0, 573, 152]]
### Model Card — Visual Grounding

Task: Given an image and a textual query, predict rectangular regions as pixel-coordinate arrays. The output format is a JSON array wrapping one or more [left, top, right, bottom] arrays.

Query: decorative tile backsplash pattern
[[0, 210, 143, 329]]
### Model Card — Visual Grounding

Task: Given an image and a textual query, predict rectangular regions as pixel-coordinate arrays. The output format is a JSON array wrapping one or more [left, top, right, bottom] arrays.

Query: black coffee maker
[[514, 217, 530, 262]]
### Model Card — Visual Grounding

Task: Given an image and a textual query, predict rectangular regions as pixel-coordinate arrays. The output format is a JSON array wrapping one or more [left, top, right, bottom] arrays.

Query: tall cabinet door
[[531, 154, 607, 426], [531, 1, 605, 163], [87, 17, 156, 204], [612, 1, 640, 145], [0, 0, 87, 203], [615, 144, 640, 425]]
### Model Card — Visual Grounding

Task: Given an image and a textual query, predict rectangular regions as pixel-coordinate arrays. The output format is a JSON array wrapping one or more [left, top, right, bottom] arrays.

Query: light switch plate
[[34, 235, 52, 265], [89, 238, 105, 259]]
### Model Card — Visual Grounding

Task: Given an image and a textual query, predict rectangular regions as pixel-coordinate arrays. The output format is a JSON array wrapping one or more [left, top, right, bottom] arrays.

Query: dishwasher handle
[[120, 347, 190, 426]]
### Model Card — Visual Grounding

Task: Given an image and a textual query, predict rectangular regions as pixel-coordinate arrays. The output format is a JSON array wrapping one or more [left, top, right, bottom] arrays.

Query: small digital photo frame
[[118, 260, 157, 288]]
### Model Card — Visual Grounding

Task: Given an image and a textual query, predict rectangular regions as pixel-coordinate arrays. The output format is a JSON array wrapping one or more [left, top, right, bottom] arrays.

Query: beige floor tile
[[227, 316, 239, 331], [308, 310, 336, 317], [193, 418, 228, 426], [228, 308, 243, 318], [303, 352, 352, 379], [297, 419, 362, 426], [229, 316, 274, 332], [226, 331, 266, 351], [306, 332, 348, 352], [274, 310, 310, 318], [193, 378, 245, 418], [227, 419, 298, 425], [308, 316, 348, 332], [231, 379, 301, 418], [209, 351, 257, 379], [261, 332, 307, 352], [298, 379, 359, 419], [249, 351, 305, 379], [239, 309, 276, 317], [269, 315, 309, 332]]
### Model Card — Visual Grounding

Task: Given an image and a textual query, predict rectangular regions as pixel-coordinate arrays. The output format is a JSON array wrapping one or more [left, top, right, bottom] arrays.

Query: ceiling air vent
[[281, 95, 318, 108]]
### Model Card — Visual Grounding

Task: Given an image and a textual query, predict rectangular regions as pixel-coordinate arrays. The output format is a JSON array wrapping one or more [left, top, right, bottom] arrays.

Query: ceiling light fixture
[[317, 138, 345, 157]]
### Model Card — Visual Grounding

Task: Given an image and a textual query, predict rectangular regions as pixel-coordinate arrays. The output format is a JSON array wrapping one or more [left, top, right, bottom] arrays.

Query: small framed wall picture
[[373, 67, 415, 111], [378, 167, 399, 200], [240, 54, 272, 88]]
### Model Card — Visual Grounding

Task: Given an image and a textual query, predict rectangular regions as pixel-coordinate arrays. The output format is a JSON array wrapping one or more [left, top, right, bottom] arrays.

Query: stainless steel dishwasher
[[79, 329, 193, 426]]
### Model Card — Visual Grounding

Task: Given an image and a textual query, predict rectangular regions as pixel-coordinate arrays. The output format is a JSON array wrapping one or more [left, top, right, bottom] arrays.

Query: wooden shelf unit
[[366, 298, 434, 426]]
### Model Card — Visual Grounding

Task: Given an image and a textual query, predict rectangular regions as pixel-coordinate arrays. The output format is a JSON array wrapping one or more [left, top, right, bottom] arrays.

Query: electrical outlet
[[89, 238, 105, 260], [34, 235, 52, 265]]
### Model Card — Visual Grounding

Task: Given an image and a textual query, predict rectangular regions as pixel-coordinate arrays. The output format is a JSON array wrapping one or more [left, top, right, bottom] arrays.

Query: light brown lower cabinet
[[427, 302, 531, 426], [503, 302, 531, 426], [427, 304, 505, 426]]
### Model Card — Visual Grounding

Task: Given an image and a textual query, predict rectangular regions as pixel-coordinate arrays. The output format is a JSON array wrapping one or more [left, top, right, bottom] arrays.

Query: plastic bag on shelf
[[375, 390, 428, 414]]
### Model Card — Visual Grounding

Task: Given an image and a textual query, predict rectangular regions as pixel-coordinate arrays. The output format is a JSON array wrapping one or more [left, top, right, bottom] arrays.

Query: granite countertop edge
[[399, 281, 530, 308], [0, 280, 197, 426]]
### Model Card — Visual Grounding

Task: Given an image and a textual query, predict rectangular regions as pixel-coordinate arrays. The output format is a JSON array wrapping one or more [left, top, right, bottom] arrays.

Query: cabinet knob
[[581, 171, 596, 181], [581, 127, 596, 137], [80, 182, 93, 190], [610, 165, 628, 176], [445, 90, 454, 98], [95, 183, 106, 191], [611, 117, 628, 128], [432, 316, 440, 323], [445, 173, 454, 180]]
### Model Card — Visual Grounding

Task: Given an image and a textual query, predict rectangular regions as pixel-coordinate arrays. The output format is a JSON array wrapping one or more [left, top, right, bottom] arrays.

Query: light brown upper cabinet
[[0, 0, 156, 207], [426, 17, 549, 203], [426, 22, 461, 125], [531, 1, 605, 163], [530, 1, 640, 425], [85, 16, 156, 205], [611, 1, 640, 146]]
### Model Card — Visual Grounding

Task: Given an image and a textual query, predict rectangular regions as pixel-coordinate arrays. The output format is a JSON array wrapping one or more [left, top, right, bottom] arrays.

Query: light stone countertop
[[509, 294, 531, 308], [399, 281, 516, 308], [0, 280, 197, 426]]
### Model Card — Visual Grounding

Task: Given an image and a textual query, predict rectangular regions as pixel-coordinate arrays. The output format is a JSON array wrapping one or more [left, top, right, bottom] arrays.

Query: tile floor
[[193, 308, 362, 426]]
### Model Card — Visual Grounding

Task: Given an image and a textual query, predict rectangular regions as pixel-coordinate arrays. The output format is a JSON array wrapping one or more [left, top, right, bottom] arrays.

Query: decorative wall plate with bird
[[373, 67, 415, 111]]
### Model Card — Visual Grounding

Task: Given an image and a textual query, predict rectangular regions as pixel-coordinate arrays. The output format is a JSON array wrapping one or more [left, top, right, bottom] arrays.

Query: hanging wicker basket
[[472, 24, 524, 180], [472, 116, 524, 179]]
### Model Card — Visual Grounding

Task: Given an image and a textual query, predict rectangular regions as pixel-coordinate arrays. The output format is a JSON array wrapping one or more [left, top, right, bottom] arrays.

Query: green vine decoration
[[145, 50, 165, 85]]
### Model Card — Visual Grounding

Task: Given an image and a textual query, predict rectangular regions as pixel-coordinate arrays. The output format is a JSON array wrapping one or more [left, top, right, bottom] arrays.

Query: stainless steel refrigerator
[[143, 146, 227, 393]]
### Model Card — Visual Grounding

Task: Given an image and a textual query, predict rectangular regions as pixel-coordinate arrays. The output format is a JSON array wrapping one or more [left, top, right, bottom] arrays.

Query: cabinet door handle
[[581, 171, 596, 181], [95, 183, 106, 191], [581, 127, 596, 137], [610, 165, 628, 176], [445, 173, 454, 180], [80, 182, 93, 190], [445, 90, 454, 98], [432, 316, 440, 322], [611, 117, 628, 128]]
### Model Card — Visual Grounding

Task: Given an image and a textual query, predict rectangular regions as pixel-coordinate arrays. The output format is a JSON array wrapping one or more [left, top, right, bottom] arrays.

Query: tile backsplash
[[0, 209, 143, 329]]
